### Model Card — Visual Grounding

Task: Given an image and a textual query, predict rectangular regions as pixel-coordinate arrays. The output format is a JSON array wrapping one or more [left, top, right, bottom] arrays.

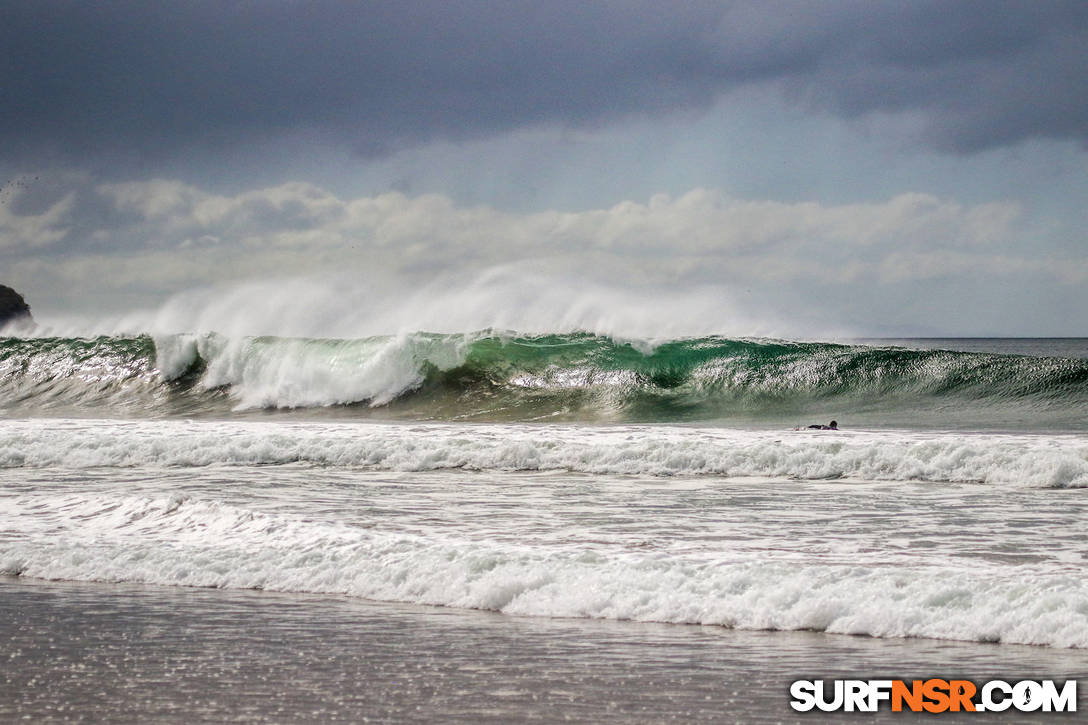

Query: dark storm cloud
[[2, 0, 1085, 163]]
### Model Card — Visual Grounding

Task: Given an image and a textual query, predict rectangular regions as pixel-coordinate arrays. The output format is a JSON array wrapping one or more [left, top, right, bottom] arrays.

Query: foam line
[[1, 419, 1086, 487], [2, 493, 1084, 648]]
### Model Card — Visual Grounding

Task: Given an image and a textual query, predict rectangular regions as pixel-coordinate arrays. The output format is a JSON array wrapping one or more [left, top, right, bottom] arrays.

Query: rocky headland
[[0, 284, 33, 328]]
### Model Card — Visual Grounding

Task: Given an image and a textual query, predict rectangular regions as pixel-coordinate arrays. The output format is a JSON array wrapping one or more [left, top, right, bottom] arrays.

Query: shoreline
[[3, 576, 1084, 723]]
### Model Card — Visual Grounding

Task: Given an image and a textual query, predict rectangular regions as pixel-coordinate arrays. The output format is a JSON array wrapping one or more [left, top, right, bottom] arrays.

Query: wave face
[[3, 332, 1088, 428]]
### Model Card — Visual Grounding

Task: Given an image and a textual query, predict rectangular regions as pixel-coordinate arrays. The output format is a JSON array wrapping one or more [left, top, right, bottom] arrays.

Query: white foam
[[163, 332, 471, 409], [2, 419, 1087, 488], [2, 492, 1084, 648]]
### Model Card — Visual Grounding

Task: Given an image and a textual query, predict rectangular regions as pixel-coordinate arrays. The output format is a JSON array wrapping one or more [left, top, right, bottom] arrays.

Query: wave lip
[[2, 493, 1085, 649], [2, 419, 1087, 488]]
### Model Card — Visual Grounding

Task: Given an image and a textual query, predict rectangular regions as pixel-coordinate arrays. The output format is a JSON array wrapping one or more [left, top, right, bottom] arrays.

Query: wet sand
[[2, 577, 1083, 723]]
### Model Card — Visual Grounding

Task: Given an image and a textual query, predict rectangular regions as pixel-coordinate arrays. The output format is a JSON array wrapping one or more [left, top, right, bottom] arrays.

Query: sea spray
[[29, 271, 790, 341]]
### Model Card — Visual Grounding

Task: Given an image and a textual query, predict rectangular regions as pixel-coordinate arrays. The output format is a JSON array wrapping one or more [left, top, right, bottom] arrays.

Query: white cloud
[[0, 191, 75, 251], [84, 180, 1028, 272], [5, 175, 1079, 334]]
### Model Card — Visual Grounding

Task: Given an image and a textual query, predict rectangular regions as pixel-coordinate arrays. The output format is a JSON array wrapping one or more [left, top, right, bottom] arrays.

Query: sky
[[1, 0, 1086, 337]]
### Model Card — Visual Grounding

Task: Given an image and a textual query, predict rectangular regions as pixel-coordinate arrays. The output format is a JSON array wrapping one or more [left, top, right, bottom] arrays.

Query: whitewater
[[2, 319, 1087, 720]]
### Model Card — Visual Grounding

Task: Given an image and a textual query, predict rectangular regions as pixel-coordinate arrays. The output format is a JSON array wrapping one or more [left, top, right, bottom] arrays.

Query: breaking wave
[[3, 331, 1088, 427]]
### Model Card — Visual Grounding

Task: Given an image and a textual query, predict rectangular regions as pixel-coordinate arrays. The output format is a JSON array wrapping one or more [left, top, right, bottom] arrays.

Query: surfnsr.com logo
[[790, 679, 1077, 713]]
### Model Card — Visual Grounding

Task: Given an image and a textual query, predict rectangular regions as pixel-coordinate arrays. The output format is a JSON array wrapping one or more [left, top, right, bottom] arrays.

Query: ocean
[[1, 331, 1086, 722]]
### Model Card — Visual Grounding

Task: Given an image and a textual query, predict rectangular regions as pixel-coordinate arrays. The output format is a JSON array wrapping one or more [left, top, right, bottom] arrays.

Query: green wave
[[2, 332, 1087, 427]]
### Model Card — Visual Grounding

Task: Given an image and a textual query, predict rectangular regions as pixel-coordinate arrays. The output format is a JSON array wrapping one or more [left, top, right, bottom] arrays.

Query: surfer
[[807, 420, 838, 430]]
